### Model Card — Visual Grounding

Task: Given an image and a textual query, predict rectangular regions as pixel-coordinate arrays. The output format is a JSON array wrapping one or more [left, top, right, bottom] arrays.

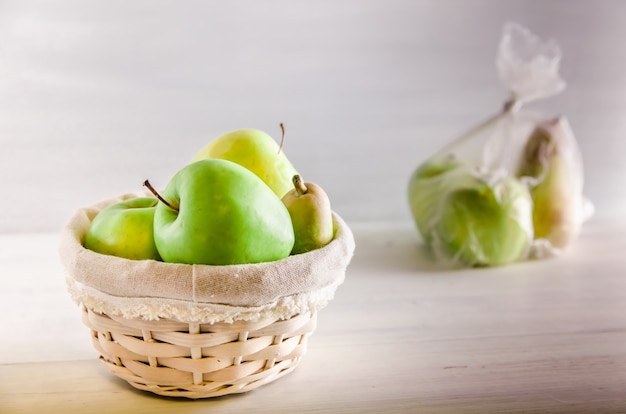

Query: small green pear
[[191, 125, 298, 198], [281, 174, 334, 255]]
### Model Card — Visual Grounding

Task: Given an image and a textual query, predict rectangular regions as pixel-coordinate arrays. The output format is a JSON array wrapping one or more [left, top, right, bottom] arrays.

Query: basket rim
[[68, 275, 344, 324], [60, 193, 355, 323]]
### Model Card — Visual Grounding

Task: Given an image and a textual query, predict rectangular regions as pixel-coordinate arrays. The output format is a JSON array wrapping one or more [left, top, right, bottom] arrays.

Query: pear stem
[[143, 179, 178, 212], [293, 174, 308, 196], [277, 123, 285, 155]]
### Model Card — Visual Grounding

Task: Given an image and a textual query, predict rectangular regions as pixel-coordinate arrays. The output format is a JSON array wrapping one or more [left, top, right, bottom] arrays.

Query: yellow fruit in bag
[[518, 117, 584, 250]]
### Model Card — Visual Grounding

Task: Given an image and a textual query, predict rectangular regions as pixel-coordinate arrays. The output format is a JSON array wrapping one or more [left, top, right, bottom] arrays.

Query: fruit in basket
[[517, 117, 582, 249], [145, 159, 295, 265], [84, 197, 161, 261], [191, 124, 298, 198], [282, 174, 334, 254]]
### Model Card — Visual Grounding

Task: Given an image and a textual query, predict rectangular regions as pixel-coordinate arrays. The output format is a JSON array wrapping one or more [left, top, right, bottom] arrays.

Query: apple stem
[[277, 123, 285, 155], [143, 180, 178, 212], [293, 174, 308, 196]]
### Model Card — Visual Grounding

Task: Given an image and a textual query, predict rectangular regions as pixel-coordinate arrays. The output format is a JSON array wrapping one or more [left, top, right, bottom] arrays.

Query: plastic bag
[[407, 23, 592, 267]]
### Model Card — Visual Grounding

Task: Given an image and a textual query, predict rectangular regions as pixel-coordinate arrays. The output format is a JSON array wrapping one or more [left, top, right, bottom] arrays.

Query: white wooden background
[[1, 0, 625, 233]]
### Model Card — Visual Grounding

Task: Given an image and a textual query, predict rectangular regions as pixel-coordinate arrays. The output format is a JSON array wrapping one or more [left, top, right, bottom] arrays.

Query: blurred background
[[1, 0, 624, 233]]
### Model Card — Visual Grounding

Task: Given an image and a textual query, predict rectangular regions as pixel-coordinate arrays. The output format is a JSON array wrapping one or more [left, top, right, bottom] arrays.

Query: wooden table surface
[[1, 216, 625, 413]]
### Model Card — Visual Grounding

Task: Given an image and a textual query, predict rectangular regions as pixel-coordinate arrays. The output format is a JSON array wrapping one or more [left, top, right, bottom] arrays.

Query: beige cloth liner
[[60, 193, 355, 324]]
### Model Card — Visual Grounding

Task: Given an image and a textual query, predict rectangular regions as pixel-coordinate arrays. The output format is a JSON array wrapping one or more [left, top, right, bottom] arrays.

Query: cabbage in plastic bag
[[409, 160, 534, 266], [408, 23, 591, 267]]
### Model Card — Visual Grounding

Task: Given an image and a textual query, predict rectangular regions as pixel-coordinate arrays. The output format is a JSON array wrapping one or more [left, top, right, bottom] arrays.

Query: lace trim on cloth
[[66, 276, 345, 324]]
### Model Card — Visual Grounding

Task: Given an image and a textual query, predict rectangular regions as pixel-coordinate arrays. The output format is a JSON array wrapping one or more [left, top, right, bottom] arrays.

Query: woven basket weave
[[59, 194, 355, 399], [82, 305, 316, 398]]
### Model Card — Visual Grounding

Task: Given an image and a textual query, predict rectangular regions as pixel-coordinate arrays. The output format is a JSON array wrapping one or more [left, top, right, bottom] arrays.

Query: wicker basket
[[59, 194, 355, 399]]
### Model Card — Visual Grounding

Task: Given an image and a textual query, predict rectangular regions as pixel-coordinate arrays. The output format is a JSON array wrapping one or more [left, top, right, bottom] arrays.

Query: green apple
[[411, 156, 464, 180], [408, 154, 534, 266], [148, 159, 295, 265], [282, 175, 334, 254], [407, 156, 467, 244], [431, 173, 533, 267], [191, 126, 298, 198], [84, 197, 161, 261]]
